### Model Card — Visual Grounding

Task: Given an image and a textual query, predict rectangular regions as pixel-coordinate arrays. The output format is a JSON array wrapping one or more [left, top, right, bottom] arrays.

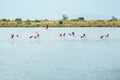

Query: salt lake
[[0, 27, 120, 80]]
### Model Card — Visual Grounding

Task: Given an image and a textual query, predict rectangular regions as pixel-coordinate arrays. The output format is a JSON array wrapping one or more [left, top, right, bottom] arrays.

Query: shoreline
[[0, 20, 120, 27]]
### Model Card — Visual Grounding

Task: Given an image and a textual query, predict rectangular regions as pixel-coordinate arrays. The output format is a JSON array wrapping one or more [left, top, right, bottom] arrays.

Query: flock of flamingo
[[10, 32, 109, 40], [9, 25, 109, 40]]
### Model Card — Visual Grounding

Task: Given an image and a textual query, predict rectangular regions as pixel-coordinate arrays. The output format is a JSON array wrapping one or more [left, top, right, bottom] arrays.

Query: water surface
[[0, 27, 120, 80]]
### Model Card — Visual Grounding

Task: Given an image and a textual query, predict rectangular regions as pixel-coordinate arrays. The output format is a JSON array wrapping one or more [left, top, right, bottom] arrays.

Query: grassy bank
[[0, 20, 120, 27]]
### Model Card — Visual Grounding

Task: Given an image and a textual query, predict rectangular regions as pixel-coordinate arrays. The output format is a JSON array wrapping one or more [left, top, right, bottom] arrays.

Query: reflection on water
[[0, 27, 120, 80]]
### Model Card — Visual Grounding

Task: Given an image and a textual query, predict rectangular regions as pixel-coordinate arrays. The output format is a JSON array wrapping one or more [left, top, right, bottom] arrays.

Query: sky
[[0, 0, 120, 20]]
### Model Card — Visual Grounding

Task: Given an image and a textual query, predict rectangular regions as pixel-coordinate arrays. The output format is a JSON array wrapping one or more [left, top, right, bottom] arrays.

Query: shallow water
[[0, 27, 120, 80]]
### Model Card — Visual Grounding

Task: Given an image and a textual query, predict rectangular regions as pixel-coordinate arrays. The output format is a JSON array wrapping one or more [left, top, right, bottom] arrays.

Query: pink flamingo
[[81, 33, 86, 38], [11, 34, 14, 39]]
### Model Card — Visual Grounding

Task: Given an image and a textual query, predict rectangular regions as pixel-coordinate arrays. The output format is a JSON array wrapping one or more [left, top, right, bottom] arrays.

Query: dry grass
[[0, 20, 120, 27]]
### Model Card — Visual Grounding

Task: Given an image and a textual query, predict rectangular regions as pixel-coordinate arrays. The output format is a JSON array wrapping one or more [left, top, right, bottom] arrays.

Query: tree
[[15, 18, 22, 22], [15, 18, 22, 24], [34, 19, 40, 22], [0, 18, 10, 22], [1, 18, 7, 21], [62, 14, 68, 20], [110, 16, 118, 21], [78, 17, 85, 21]]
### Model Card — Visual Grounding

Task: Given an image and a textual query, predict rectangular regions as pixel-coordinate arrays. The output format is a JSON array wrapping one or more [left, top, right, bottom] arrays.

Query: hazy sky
[[0, 0, 120, 20]]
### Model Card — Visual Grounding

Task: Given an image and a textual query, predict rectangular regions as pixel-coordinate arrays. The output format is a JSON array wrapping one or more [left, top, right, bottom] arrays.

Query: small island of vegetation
[[0, 15, 120, 27]]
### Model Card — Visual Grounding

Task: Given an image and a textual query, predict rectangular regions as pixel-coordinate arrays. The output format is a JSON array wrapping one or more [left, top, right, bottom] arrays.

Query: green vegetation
[[0, 16, 120, 27], [71, 17, 85, 21], [62, 14, 68, 21], [110, 16, 118, 21]]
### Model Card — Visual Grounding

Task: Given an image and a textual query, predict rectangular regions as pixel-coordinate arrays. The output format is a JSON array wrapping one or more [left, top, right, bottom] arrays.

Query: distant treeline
[[0, 16, 120, 27]]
